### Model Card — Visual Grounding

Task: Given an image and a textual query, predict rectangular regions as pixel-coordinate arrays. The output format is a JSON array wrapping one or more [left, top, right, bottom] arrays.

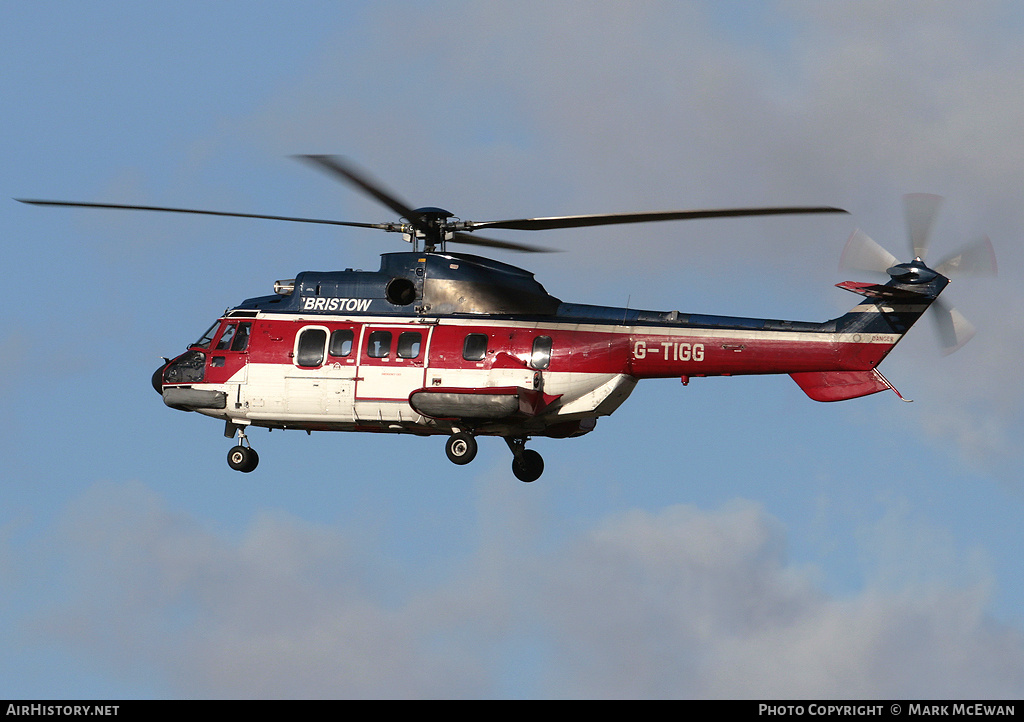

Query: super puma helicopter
[[19, 156, 995, 481]]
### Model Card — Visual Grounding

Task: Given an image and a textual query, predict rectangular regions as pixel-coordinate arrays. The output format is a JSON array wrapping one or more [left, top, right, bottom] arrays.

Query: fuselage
[[157, 251, 947, 440]]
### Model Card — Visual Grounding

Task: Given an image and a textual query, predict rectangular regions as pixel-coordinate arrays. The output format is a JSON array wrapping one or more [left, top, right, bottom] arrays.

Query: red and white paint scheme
[[24, 158, 992, 481], [153, 244, 956, 481]]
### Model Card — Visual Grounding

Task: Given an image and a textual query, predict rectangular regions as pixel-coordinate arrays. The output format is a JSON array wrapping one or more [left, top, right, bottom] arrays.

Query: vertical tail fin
[[832, 277, 947, 338], [789, 273, 948, 402]]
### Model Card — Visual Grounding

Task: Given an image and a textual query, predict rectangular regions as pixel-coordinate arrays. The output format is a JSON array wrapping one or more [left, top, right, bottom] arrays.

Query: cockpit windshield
[[192, 321, 220, 349]]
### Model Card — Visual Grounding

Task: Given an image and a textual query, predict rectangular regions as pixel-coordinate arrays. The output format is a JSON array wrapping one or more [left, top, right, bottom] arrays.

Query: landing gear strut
[[505, 437, 544, 483], [445, 432, 478, 465], [226, 424, 259, 472]]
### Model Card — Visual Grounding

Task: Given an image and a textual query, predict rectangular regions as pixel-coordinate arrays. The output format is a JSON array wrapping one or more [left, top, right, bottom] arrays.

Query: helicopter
[[19, 156, 996, 481]]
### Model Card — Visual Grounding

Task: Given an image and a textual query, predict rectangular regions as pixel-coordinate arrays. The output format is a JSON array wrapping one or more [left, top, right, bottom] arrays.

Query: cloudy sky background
[[2, 0, 1023, 698]]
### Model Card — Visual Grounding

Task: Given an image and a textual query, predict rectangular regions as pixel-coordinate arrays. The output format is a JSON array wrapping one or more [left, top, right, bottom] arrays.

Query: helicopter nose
[[151, 360, 169, 395]]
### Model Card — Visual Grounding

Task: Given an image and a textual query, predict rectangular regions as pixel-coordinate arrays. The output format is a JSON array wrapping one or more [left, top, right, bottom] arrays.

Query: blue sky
[[2, 0, 1023, 699]]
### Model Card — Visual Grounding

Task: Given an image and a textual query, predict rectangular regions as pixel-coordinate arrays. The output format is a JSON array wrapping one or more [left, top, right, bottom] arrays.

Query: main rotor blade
[[904, 193, 943, 260], [463, 206, 848, 232], [449, 231, 554, 253], [294, 155, 424, 226], [16, 199, 387, 230], [933, 236, 997, 278], [931, 297, 975, 355], [838, 229, 899, 274]]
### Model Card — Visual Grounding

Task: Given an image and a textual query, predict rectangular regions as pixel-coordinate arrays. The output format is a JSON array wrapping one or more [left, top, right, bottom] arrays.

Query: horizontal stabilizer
[[790, 368, 902, 402], [835, 281, 929, 300]]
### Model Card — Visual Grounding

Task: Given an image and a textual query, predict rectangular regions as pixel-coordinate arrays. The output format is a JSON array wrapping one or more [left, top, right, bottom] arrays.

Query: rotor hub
[[411, 207, 454, 222], [887, 258, 938, 284], [406, 207, 455, 251]]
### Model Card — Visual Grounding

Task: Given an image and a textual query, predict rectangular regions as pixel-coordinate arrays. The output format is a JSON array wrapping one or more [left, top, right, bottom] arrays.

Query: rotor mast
[[403, 206, 455, 252]]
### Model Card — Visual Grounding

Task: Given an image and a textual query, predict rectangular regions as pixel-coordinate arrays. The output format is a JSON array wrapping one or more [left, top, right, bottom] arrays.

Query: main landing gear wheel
[[512, 449, 544, 483], [445, 432, 478, 465], [227, 445, 259, 473], [505, 437, 544, 482]]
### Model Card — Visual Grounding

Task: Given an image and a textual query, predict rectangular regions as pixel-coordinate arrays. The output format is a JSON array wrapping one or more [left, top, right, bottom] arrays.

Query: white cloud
[[28, 480, 495, 698], [540, 501, 1022, 698], [18, 481, 1023, 698]]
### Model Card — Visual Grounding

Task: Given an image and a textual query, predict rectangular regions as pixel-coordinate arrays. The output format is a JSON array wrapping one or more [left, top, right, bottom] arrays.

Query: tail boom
[[625, 272, 948, 402]]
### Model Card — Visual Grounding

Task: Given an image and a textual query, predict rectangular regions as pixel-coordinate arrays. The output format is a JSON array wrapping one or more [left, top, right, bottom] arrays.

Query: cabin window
[[329, 329, 354, 357], [296, 328, 327, 367], [367, 331, 392, 358], [531, 336, 552, 370], [397, 332, 422, 359], [463, 333, 488, 361]]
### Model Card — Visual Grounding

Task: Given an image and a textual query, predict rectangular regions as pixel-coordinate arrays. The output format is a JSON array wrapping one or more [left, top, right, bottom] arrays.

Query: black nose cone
[[152, 362, 168, 395]]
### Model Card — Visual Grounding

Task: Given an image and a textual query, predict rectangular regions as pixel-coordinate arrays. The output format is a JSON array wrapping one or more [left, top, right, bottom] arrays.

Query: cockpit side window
[[216, 324, 237, 350], [231, 322, 251, 352], [193, 321, 220, 349], [214, 322, 252, 352]]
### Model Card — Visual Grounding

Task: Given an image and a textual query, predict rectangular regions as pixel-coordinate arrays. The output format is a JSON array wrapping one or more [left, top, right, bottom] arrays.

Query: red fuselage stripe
[[191, 316, 895, 385]]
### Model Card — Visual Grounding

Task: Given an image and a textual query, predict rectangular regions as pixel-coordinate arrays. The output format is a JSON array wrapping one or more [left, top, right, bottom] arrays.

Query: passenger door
[[354, 325, 430, 401], [284, 324, 358, 419]]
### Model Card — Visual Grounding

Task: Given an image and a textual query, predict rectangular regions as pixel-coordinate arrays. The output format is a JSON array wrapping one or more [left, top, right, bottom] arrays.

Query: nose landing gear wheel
[[227, 445, 259, 473], [445, 432, 478, 465]]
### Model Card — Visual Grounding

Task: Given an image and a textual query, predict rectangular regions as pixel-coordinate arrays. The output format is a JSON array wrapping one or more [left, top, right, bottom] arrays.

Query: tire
[[227, 445, 259, 473], [511, 449, 544, 482], [445, 433, 478, 465]]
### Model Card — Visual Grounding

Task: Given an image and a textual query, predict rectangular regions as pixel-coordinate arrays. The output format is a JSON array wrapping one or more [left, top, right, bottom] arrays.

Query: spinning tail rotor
[[839, 194, 996, 354]]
